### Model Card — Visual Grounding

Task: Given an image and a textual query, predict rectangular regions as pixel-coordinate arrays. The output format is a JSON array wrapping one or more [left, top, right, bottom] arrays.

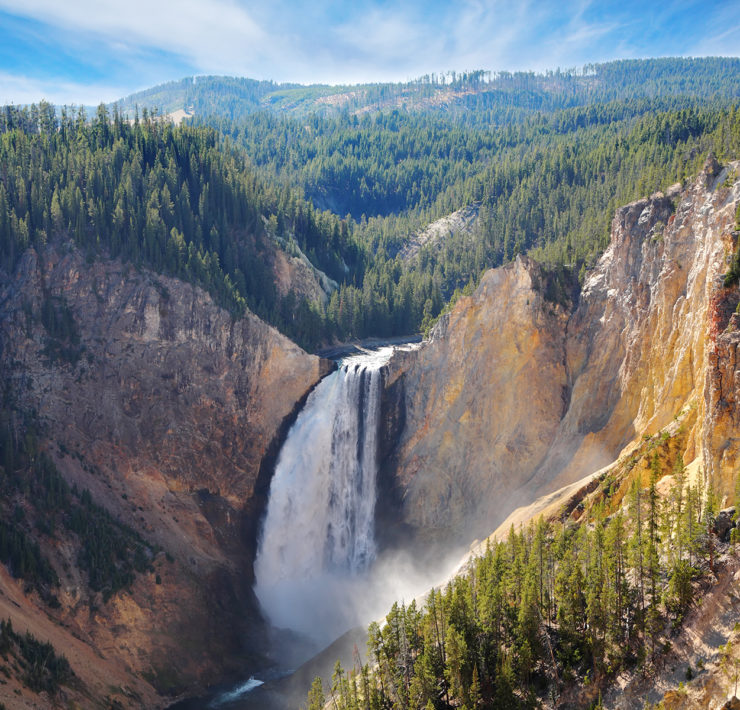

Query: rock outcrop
[[383, 158, 740, 543], [398, 204, 480, 262], [380, 257, 572, 540], [0, 242, 329, 705]]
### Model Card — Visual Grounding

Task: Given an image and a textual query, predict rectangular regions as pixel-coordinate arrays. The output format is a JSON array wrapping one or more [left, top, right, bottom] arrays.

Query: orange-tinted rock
[[0, 243, 327, 703], [381, 256, 572, 540], [385, 161, 740, 541]]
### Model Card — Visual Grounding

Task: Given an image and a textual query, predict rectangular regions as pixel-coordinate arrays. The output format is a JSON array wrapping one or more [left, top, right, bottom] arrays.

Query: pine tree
[[628, 480, 647, 640], [604, 511, 627, 647], [306, 677, 325, 710], [585, 521, 607, 671], [647, 457, 661, 608]]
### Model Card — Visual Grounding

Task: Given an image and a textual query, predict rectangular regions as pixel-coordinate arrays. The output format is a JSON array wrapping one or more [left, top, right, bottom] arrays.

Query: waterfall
[[254, 347, 392, 646]]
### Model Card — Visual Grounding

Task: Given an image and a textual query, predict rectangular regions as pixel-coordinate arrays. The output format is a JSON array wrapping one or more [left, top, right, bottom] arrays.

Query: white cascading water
[[254, 347, 393, 646]]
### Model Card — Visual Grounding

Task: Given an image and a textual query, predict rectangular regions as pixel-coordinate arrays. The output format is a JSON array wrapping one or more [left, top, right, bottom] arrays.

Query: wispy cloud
[[688, 1, 740, 58], [0, 0, 264, 73], [0, 0, 737, 104], [0, 71, 127, 106]]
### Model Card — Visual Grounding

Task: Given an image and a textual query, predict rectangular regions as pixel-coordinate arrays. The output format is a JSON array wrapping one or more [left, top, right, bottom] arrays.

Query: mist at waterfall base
[[168, 346, 469, 709], [254, 346, 457, 659]]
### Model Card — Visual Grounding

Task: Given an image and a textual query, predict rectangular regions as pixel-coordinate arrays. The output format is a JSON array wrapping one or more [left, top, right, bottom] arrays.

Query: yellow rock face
[[384, 255, 572, 539], [385, 159, 740, 541]]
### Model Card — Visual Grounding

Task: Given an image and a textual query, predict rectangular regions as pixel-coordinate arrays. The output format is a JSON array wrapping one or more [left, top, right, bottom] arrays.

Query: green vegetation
[[115, 76, 292, 120], [68, 487, 154, 601], [0, 103, 359, 349], [206, 94, 740, 341], [39, 294, 84, 365], [0, 406, 157, 603], [0, 518, 58, 591], [117, 58, 740, 121], [2, 60, 740, 349], [303, 101, 740, 340], [312, 447, 727, 709], [720, 639, 740, 698], [723, 201, 740, 288], [0, 618, 73, 695], [209, 98, 727, 223]]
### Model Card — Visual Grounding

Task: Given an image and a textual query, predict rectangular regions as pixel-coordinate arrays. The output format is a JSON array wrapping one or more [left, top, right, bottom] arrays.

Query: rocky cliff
[[0, 242, 329, 707], [383, 157, 740, 543], [379, 256, 573, 540]]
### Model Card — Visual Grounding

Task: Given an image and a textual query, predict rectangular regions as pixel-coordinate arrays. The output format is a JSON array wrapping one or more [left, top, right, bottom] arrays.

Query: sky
[[0, 0, 738, 106]]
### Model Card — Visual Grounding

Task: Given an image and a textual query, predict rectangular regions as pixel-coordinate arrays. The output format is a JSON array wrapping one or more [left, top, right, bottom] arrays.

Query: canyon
[[0, 155, 738, 708], [381, 156, 740, 546], [0, 243, 331, 706]]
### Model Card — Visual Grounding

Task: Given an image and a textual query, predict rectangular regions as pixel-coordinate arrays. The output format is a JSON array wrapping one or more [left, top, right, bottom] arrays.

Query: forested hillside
[[220, 100, 740, 339], [187, 59, 740, 339], [310, 429, 740, 710], [2, 58, 740, 351], [117, 58, 740, 121], [0, 103, 360, 348]]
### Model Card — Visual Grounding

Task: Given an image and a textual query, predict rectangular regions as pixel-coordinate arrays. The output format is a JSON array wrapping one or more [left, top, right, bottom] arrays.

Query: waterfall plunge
[[254, 348, 391, 647]]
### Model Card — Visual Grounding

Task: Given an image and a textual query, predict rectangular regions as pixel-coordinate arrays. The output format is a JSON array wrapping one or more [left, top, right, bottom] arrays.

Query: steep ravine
[[0, 242, 331, 707], [382, 157, 740, 545], [1, 157, 739, 708]]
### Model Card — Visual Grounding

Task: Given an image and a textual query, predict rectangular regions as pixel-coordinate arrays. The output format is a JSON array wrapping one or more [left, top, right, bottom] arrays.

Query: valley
[[0, 57, 739, 709]]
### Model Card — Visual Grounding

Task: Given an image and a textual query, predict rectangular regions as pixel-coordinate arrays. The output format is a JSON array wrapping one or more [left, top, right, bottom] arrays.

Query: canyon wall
[[1, 157, 738, 707], [383, 157, 740, 543], [0, 243, 329, 706], [380, 256, 572, 541]]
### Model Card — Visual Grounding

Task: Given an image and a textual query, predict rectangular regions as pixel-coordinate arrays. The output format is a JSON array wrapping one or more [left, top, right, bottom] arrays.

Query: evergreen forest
[[1, 58, 740, 351], [307, 431, 738, 709]]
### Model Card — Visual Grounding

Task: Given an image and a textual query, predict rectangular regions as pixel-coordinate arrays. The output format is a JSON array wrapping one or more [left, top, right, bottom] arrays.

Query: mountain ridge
[[112, 58, 740, 120]]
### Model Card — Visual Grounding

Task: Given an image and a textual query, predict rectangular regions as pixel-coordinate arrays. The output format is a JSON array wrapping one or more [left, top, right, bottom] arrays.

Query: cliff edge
[[383, 158, 740, 543], [0, 242, 328, 707]]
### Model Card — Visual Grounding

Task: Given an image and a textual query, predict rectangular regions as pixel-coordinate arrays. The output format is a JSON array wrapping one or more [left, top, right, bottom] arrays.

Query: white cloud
[[0, 0, 266, 75], [0, 0, 737, 100], [0, 71, 126, 105], [3, 0, 621, 88], [321, 0, 627, 83]]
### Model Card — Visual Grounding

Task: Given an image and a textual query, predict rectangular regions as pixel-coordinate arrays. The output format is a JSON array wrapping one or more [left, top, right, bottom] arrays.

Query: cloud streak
[[0, 0, 737, 104], [0, 71, 127, 106], [0, 0, 264, 68]]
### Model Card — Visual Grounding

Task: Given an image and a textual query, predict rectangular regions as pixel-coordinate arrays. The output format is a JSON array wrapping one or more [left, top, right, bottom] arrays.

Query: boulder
[[714, 508, 737, 542]]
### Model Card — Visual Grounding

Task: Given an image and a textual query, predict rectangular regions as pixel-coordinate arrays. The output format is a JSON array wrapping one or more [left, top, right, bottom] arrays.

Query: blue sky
[[0, 0, 738, 105]]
